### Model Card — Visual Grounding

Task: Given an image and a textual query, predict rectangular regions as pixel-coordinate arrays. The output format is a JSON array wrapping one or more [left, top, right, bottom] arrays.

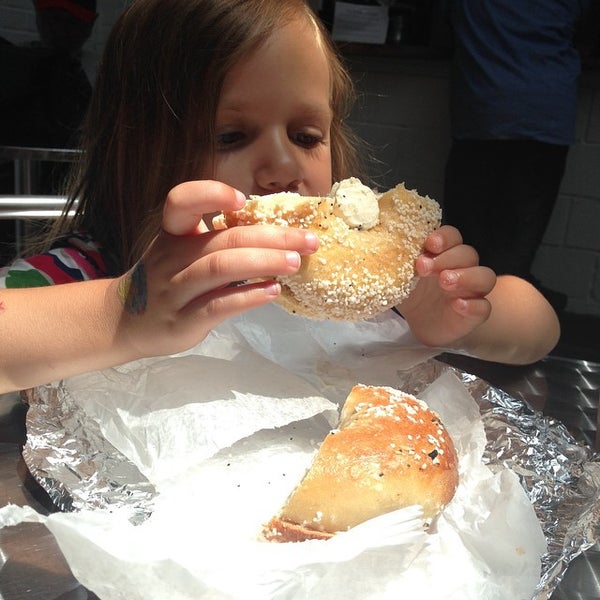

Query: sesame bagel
[[214, 179, 441, 321], [263, 384, 459, 542]]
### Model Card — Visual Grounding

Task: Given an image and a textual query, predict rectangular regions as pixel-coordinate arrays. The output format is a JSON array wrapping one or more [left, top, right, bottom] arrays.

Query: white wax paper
[[0, 304, 546, 599]]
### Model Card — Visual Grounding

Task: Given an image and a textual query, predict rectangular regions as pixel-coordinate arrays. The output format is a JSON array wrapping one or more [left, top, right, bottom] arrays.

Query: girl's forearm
[[0, 279, 137, 393]]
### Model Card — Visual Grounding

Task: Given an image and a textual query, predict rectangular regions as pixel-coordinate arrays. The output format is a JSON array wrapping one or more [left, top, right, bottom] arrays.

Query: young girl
[[0, 0, 559, 394]]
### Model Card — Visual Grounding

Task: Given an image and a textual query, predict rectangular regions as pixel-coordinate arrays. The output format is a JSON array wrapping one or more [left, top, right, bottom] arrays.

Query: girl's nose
[[254, 131, 302, 193]]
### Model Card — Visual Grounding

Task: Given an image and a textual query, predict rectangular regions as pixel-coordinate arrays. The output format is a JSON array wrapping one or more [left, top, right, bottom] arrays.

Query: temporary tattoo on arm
[[117, 260, 148, 315]]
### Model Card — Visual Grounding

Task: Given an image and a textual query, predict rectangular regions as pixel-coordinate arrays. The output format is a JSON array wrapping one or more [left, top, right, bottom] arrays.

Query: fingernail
[[420, 256, 434, 274], [234, 189, 246, 207], [304, 232, 319, 251], [286, 251, 301, 269], [429, 233, 443, 253], [264, 281, 281, 297], [443, 271, 458, 286]]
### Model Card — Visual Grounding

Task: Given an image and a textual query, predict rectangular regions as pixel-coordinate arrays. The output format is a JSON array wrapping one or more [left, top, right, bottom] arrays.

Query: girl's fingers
[[169, 247, 304, 308], [187, 224, 319, 257], [423, 225, 463, 254], [450, 296, 492, 321], [415, 243, 480, 276], [162, 180, 246, 236], [146, 225, 318, 288], [439, 266, 497, 298], [178, 279, 283, 326]]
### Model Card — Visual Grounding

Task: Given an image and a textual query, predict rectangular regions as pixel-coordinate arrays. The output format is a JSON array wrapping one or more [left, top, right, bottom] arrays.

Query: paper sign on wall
[[331, 2, 389, 45]]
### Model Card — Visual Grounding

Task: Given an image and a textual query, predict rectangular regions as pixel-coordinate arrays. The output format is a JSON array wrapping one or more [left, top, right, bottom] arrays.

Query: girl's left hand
[[397, 225, 497, 349]]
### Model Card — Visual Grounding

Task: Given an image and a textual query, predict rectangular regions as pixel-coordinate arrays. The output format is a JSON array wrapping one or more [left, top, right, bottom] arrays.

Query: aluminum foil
[[21, 358, 600, 599], [22, 385, 155, 524]]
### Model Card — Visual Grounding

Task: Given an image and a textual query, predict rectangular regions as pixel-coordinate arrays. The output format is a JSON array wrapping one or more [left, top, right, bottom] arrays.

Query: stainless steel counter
[[0, 354, 598, 599]]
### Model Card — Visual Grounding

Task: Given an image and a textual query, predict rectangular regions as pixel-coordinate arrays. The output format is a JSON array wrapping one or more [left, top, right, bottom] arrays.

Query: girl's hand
[[397, 225, 497, 349], [112, 180, 319, 358]]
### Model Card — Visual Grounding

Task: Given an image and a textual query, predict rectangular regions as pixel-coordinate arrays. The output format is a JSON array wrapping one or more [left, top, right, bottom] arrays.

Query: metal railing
[[0, 145, 81, 195], [1, 146, 80, 257], [0, 195, 74, 220]]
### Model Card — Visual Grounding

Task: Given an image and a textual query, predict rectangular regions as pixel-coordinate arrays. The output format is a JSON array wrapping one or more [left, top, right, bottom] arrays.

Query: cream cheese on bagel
[[330, 176, 380, 230]]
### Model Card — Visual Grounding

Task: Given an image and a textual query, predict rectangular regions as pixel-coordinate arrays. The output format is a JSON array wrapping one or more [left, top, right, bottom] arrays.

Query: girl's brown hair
[[54, 0, 361, 272]]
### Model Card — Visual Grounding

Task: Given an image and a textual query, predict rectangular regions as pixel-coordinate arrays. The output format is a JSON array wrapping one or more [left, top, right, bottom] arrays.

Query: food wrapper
[[1, 304, 598, 598]]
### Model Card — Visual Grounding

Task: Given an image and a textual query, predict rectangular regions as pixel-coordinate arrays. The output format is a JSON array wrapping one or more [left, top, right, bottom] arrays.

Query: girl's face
[[207, 16, 334, 197]]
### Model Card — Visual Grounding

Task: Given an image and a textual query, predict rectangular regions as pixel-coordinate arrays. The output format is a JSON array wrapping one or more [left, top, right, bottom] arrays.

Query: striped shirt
[[0, 233, 110, 288]]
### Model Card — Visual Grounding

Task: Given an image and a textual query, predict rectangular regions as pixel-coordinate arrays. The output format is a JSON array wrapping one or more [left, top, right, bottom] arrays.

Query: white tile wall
[[533, 70, 600, 315]]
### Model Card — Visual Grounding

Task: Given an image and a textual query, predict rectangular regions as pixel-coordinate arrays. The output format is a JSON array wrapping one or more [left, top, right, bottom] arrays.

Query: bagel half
[[214, 179, 441, 321], [263, 384, 459, 542]]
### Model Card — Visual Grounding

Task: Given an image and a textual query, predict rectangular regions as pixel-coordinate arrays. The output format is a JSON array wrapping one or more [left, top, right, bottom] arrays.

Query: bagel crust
[[263, 385, 459, 542], [216, 180, 441, 321]]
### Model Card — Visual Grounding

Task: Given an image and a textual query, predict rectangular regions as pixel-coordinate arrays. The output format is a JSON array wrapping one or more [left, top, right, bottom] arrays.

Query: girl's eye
[[293, 131, 323, 149], [216, 131, 245, 149]]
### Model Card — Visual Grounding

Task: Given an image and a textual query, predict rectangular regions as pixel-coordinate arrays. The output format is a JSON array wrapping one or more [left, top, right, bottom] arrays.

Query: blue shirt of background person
[[449, 0, 588, 145]]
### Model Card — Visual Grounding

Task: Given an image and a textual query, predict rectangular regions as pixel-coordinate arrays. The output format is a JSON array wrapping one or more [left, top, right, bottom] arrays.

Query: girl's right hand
[[112, 180, 319, 359]]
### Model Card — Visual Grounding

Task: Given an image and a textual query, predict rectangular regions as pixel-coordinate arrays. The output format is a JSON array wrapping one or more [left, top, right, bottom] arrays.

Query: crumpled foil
[[21, 358, 600, 599], [22, 386, 155, 524]]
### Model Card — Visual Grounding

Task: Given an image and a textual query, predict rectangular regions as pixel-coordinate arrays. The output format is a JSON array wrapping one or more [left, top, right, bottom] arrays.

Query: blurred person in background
[[443, 0, 598, 312], [0, 0, 97, 149]]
